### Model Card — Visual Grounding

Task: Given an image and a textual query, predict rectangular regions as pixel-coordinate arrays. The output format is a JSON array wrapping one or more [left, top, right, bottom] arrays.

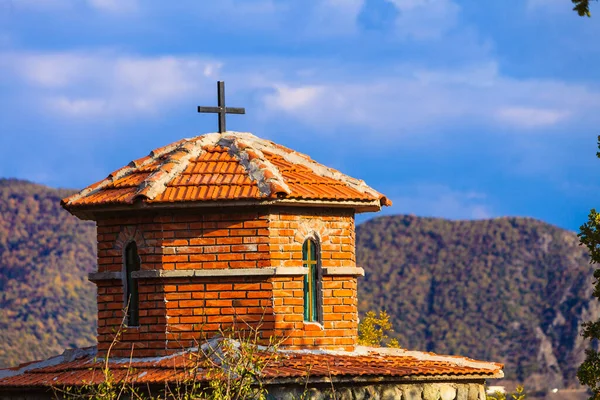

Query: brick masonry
[[93, 206, 358, 357]]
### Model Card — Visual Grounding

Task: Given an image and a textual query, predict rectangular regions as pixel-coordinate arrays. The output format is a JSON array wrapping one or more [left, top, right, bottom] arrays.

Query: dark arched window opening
[[302, 239, 320, 322], [124, 241, 140, 327]]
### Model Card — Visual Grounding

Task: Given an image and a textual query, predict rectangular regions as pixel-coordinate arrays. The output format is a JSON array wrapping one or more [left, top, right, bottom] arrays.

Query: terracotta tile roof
[[61, 132, 391, 213], [0, 345, 503, 388]]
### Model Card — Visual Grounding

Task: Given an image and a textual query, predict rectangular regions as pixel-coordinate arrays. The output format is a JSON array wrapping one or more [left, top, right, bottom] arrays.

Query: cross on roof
[[197, 81, 246, 133]]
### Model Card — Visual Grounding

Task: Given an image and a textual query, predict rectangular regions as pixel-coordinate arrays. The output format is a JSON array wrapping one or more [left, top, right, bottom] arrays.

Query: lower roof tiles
[[0, 342, 503, 389]]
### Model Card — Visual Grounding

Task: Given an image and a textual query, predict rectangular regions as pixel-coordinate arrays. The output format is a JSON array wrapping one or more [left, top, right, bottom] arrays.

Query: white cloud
[[389, 0, 461, 39], [162, 0, 287, 33], [155, 0, 364, 37], [3, 51, 222, 117], [413, 62, 499, 87], [112, 57, 210, 112], [526, 0, 569, 12], [259, 62, 600, 132], [87, 0, 138, 13], [17, 53, 95, 88], [9, 0, 137, 13], [48, 96, 108, 116], [4, 49, 599, 132], [0, 33, 11, 48], [496, 107, 570, 128], [10, 0, 72, 11], [263, 85, 324, 112], [306, 0, 364, 36], [384, 184, 494, 220]]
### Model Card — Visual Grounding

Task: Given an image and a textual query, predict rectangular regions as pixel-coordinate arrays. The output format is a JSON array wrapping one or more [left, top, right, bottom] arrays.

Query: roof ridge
[[134, 133, 219, 201], [234, 132, 388, 203], [218, 134, 291, 198], [62, 138, 190, 207]]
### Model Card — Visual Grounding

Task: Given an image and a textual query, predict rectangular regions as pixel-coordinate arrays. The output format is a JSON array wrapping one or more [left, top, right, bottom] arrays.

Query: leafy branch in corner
[[573, 0, 597, 17], [358, 310, 401, 348], [577, 135, 600, 400]]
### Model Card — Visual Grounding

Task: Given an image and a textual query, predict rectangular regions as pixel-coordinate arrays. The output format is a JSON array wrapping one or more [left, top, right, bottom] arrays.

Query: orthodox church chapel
[[0, 83, 502, 400]]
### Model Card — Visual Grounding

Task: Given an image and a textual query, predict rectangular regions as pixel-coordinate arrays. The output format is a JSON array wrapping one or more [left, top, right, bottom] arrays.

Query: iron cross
[[197, 81, 245, 133]]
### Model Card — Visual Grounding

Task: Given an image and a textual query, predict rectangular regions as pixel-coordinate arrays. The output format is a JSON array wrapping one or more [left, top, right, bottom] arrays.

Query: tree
[[358, 310, 400, 348], [574, 0, 597, 17], [577, 136, 600, 399]]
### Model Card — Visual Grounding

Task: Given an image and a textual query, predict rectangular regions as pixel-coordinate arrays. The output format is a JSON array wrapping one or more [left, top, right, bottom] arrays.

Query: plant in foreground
[[53, 309, 285, 400], [358, 310, 400, 348], [486, 385, 526, 400]]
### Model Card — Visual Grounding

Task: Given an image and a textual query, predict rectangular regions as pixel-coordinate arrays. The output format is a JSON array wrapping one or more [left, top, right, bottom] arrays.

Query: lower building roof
[[0, 342, 503, 389]]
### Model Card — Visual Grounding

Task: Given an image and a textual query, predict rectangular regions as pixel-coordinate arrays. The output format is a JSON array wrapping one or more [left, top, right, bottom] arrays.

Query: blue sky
[[1, 0, 599, 230]]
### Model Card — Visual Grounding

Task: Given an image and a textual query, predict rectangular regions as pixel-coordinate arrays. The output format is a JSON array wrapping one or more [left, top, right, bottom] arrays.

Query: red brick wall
[[268, 208, 356, 268], [96, 210, 270, 274], [93, 207, 358, 356], [95, 209, 272, 356], [269, 208, 358, 351], [96, 280, 168, 357], [164, 277, 274, 350]]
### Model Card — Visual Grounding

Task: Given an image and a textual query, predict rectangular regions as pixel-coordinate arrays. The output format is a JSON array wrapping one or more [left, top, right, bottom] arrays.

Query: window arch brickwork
[[114, 225, 147, 252]]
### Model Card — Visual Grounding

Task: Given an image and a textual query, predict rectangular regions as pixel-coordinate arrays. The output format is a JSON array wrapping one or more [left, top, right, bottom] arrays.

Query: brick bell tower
[[61, 131, 391, 358]]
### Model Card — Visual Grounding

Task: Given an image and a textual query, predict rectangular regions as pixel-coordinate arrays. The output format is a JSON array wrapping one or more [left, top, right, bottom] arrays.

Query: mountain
[[0, 179, 97, 368], [0, 179, 596, 391], [357, 214, 596, 390]]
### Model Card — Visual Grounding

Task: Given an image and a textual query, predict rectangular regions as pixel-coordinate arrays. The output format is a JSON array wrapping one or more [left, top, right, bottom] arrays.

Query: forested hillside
[[357, 214, 595, 390], [0, 179, 97, 367], [0, 179, 596, 391]]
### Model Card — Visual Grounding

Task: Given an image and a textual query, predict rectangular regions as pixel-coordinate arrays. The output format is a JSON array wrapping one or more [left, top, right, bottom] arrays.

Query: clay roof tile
[[0, 345, 503, 389], [61, 132, 391, 214]]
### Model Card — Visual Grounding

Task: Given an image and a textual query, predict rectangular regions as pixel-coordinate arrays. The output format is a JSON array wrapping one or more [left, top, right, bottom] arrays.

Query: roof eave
[[63, 198, 383, 220]]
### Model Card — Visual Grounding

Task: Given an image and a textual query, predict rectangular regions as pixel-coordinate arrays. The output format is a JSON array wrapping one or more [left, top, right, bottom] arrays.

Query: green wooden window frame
[[124, 241, 140, 327], [302, 239, 319, 322]]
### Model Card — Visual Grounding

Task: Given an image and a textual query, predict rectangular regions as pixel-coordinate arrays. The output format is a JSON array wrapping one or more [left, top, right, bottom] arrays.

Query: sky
[[0, 0, 599, 231]]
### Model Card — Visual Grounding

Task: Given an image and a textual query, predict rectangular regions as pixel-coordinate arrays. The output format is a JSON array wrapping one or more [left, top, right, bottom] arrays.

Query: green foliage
[[0, 179, 97, 368], [56, 320, 281, 400], [486, 385, 526, 400], [53, 315, 145, 400], [573, 0, 597, 17], [577, 136, 600, 400], [358, 310, 400, 348], [357, 214, 592, 386]]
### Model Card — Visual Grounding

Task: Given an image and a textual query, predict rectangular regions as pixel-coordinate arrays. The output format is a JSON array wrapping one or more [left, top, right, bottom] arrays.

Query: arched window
[[302, 239, 320, 322], [124, 241, 140, 327]]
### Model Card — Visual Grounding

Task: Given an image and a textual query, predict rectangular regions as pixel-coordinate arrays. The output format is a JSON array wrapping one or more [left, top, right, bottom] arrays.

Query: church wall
[[93, 206, 359, 356], [95, 209, 271, 274], [270, 275, 358, 350], [267, 207, 356, 269], [96, 280, 168, 357], [268, 208, 359, 351], [95, 208, 272, 357], [163, 276, 275, 350]]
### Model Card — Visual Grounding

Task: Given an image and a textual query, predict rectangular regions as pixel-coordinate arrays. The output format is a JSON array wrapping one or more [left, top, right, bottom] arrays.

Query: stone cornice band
[[322, 267, 365, 276], [88, 267, 365, 281]]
